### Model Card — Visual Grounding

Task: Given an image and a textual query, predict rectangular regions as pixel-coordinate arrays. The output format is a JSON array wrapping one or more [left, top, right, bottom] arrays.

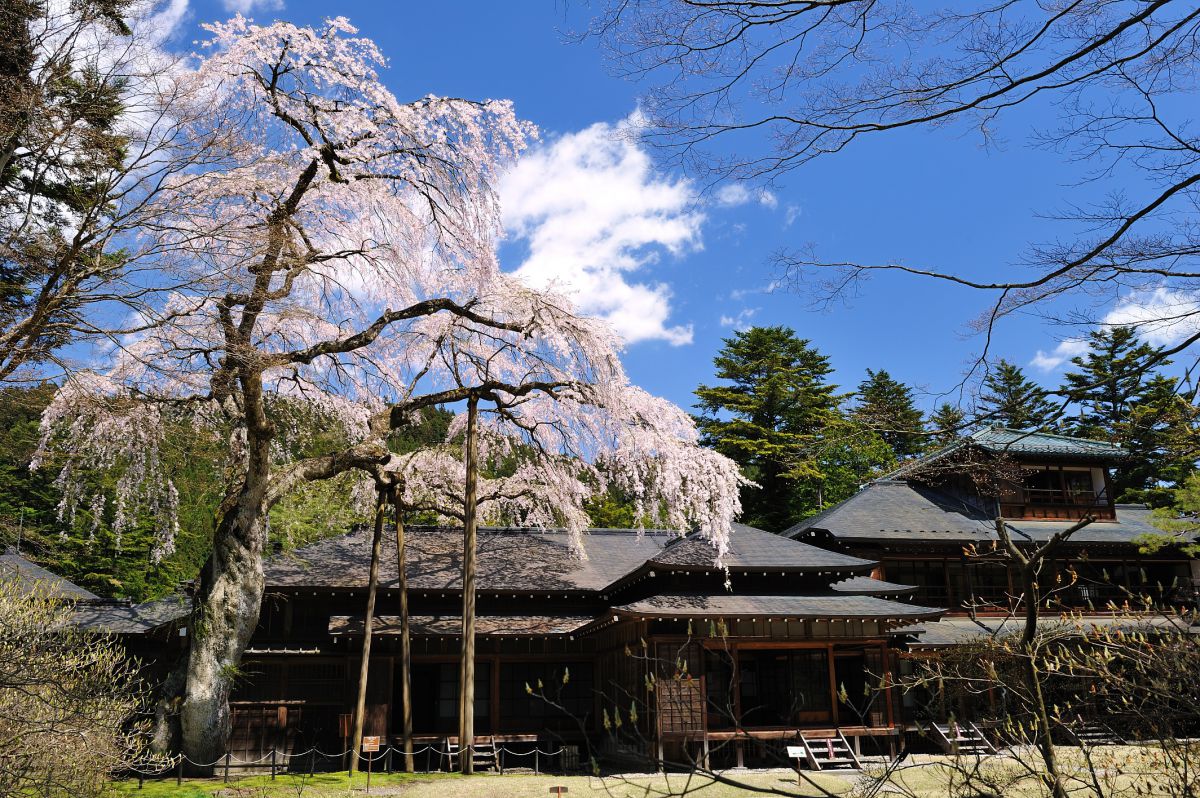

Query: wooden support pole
[[394, 490, 414, 773], [350, 490, 387, 774], [458, 396, 480, 774]]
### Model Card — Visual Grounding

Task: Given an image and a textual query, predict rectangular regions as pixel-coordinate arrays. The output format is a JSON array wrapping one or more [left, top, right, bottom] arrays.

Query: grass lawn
[[112, 768, 855, 797], [111, 745, 1196, 797]]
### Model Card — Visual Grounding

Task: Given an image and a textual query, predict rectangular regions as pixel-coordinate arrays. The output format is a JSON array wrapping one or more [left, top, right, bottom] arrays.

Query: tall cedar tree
[[853, 369, 925, 458], [0, 1, 131, 352], [1061, 327, 1161, 439], [978, 360, 1057, 431], [928, 403, 967, 448], [1062, 328, 1200, 499], [695, 326, 840, 531]]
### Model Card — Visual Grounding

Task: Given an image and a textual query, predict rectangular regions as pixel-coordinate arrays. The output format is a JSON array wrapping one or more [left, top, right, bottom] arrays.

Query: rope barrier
[[130, 741, 578, 782]]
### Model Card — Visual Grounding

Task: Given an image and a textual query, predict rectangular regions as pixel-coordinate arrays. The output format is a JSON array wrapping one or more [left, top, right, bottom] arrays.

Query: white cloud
[[729, 280, 781, 302], [222, 0, 282, 13], [1103, 286, 1200, 346], [1030, 339, 1087, 372], [501, 113, 702, 346], [715, 183, 777, 209], [719, 307, 758, 331], [784, 204, 802, 228], [137, 0, 189, 44], [1030, 286, 1200, 371]]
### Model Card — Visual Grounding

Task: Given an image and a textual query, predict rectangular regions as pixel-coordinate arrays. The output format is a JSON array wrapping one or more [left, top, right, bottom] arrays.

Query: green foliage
[[1061, 327, 1199, 498], [1144, 472, 1200, 557], [0, 386, 222, 600], [584, 486, 638, 529], [694, 326, 894, 531], [927, 403, 966, 447], [1, 0, 134, 355], [1062, 326, 1162, 438], [390, 406, 454, 455], [978, 359, 1058, 430], [852, 368, 926, 457], [269, 473, 368, 551]]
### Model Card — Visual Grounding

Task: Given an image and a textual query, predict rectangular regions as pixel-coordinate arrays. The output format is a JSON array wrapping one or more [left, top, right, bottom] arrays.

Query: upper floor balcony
[[999, 464, 1116, 521]]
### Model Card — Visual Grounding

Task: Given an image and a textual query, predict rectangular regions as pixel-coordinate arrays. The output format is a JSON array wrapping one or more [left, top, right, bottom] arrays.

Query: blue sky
[[167, 0, 1155, 414]]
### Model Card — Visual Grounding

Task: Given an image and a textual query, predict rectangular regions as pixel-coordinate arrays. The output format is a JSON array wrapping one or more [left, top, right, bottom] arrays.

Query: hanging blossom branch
[[26, 14, 743, 762]]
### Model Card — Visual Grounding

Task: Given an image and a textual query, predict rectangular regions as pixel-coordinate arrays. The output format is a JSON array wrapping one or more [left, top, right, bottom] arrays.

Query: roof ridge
[[972, 425, 1124, 449]]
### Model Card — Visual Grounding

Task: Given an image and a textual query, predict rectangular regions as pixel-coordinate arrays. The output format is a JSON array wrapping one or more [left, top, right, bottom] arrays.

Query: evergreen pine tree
[[927, 403, 967, 447], [853, 368, 925, 457], [978, 359, 1058, 430], [1059, 326, 1199, 498], [1, 1, 133, 364], [695, 326, 843, 531], [1119, 374, 1200, 500], [1061, 326, 1163, 439]]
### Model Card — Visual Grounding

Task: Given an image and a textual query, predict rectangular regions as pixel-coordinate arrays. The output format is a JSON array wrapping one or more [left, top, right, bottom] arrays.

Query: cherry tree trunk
[[395, 497, 414, 772], [458, 397, 479, 774], [350, 491, 386, 774], [179, 486, 270, 767], [181, 376, 275, 768]]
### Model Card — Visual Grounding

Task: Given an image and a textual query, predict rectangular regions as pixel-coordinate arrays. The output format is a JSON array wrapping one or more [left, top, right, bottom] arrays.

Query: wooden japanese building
[[12, 426, 1198, 767], [214, 522, 941, 766], [786, 426, 1200, 728]]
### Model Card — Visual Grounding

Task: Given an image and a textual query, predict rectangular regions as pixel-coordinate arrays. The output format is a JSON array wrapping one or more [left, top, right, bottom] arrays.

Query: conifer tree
[[978, 360, 1057, 430], [853, 369, 925, 458], [1, 1, 132, 369], [927, 403, 967, 448], [695, 326, 843, 530], [1120, 375, 1200, 500], [1059, 327, 1199, 498], [1061, 326, 1163, 439]]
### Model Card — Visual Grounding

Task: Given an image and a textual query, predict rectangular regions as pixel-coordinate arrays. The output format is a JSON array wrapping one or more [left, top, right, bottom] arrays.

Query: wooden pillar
[[349, 491, 386, 774], [394, 497, 414, 772], [458, 396, 480, 774], [490, 656, 501, 736], [827, 644, 839, 727], [732, 640, 744, 768], [881, 643, 894, 728]]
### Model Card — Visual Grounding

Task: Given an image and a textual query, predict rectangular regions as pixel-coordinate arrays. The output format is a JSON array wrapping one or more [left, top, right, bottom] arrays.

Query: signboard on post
[[361, 736, 381, 752], [786, 745, 806, 785], [549, 788, 569, 797]]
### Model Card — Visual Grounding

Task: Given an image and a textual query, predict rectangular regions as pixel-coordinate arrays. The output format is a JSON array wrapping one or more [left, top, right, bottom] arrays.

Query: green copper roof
[[969, 427, 1128, 460]]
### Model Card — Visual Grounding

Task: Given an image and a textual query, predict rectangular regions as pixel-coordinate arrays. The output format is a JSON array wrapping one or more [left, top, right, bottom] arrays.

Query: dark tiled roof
[[882, 426, 1127, 481], [329, 614, 594, 637], [73, 594, 190, 634], [610, 593, 943, 621], [785, 480, 1174, 547], [266, 523, 876, 593], [1006, 504, 1174, 544], [651, 523, 874, 572], [0, 549, 98, 600], [783, 480, 995, 542], [265, 526, 667, 593], [904, 613, 1198, 647], [970, 427, 1128, 460], [830, 576, 917, 596]]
